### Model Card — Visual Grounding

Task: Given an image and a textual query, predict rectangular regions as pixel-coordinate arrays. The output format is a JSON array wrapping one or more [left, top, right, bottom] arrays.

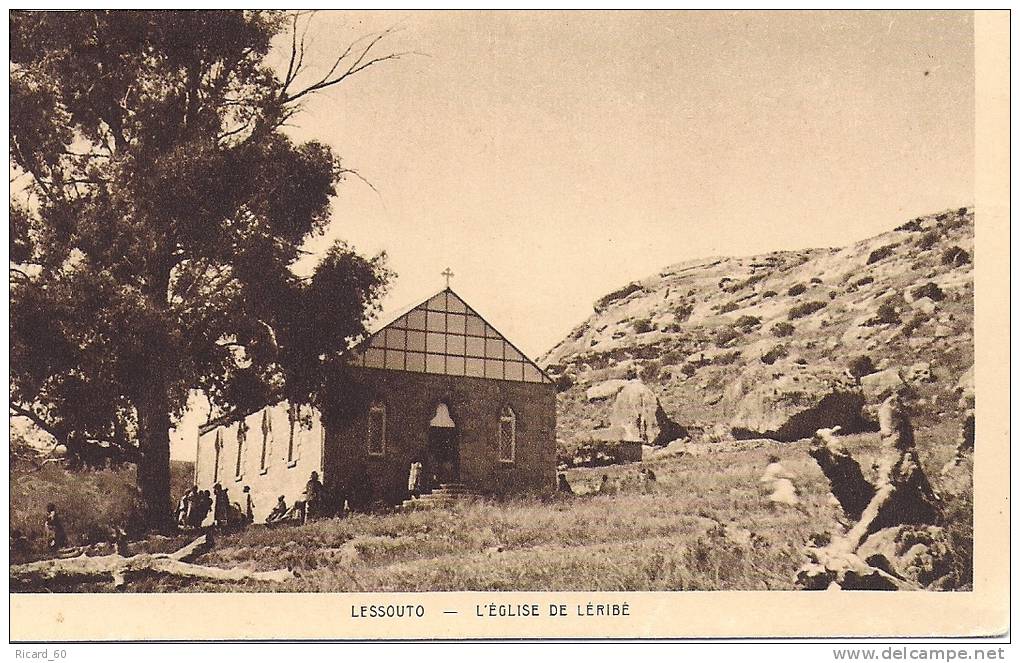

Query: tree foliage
[[10, 10, 403, 526]]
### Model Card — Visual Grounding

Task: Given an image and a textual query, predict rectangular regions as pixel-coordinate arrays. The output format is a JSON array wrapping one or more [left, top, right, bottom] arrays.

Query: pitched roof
[[351, 287, 552, 384]]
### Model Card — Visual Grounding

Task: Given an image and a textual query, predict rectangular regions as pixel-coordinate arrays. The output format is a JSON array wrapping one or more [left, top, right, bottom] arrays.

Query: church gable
[[351, 288, 551, 384]]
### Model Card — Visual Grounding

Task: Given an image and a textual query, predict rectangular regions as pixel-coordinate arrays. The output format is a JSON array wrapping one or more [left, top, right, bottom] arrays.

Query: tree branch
[[283, 26, 419, 105], [10, 403, 66, 446]]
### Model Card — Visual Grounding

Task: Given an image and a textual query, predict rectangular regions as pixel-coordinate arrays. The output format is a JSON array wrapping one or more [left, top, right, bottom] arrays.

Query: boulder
[[956, 365, 975, 409], [728, 365, 867, 442], [860, 368, 907, 403], [907, 336, 934, 350], [596, 380, 686, 445], [910, 297, 938, 316], [585, 379, 630, 402]]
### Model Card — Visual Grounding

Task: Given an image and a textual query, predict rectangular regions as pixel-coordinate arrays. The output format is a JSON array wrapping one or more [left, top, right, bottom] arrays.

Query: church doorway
[[427, 402, 459, 486]]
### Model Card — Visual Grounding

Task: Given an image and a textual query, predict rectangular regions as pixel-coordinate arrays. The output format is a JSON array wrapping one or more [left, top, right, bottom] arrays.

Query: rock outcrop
[[544, 208, 973, 451], [728, 365, 868, 442], [942, 365, 975, 477], [796, 397, 961, 590], [591, 380, 686, 445]]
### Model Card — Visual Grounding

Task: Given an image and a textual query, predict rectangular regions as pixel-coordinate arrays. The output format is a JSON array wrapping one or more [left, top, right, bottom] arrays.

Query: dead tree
[[10, 534, 294, 590], [810, 426, 875, 521], [798, 396, 948, 590]]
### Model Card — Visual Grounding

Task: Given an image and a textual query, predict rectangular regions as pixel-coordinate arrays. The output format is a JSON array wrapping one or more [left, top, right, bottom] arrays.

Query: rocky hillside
[[542, 207, 974, 455]]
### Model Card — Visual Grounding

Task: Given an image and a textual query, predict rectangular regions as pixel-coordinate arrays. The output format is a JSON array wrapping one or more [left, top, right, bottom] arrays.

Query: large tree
[[10, 11, 403, 529]]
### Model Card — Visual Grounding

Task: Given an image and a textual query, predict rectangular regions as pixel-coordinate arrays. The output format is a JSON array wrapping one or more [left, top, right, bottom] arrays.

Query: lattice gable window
[[354, 290, 551, 384]]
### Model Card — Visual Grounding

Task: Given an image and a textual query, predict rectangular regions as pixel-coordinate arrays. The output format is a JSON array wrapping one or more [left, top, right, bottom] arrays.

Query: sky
[[171, 10, 974, 459]]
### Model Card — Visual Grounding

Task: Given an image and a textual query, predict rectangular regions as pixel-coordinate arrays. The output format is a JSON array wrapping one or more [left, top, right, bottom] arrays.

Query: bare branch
[[337, 166, 380, 195], [283, 26, 419, 105]]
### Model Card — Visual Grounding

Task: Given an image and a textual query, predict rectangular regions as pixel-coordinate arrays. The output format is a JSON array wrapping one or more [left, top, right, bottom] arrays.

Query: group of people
[[177, 471, 329, 529], [176, 482, 256, 530], [264, 471, 326, 524], [556, 467, 659, 497]]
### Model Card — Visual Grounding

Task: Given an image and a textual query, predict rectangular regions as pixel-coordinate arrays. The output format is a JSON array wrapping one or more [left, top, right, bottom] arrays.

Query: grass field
[[10, 420, 969, 593], [10, 430, 944, 592], [9, 458, 194, 557]]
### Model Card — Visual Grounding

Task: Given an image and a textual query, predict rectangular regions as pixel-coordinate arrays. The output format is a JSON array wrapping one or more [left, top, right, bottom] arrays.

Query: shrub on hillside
[[900, 313, 926, 337], [872, 301, 900, 325], [761, 290, 777, 299], [866, 244, 897, 265], [853, 275, 875, 287], [916, 230, 941, 251], [941, 246, 971, 267], [771, 321, 795, 337], [787, 283, 807, 297], [714, 327, 741, 348], [661, 348, 685, 365], [712, 350, 741, 366], [847, 355, 877, 379], [761, 344, 788, 365], [554, 373, 575, 393], [718, 301, 739, 314], [895, 217, 925, 233], [595, 282, 644, 311], [734, 315, 761, 331], [911, 282, 945, 302], [641, 360, 661, 381], [787, 300, 827, 320], [673, 301, 695, 323], [632, 317, 655, 334], [810, 277, 823, 284]]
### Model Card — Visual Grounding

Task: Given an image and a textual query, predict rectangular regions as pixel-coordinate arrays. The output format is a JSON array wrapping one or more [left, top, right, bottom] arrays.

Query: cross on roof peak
[[442, 267, 454, 288]]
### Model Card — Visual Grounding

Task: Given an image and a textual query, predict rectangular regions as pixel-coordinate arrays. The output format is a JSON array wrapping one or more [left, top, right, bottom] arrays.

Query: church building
[[193, 286, 557, 522]]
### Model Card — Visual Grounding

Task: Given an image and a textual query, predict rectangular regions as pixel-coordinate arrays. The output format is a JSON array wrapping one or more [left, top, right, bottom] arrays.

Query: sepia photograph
[[7, 8, 1009, 642]]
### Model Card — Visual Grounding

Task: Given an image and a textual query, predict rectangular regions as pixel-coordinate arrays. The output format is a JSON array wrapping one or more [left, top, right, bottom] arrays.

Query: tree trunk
[[136, 395, 174, 532], [10, 535, 295, 589], [136, 259, 176, 532]]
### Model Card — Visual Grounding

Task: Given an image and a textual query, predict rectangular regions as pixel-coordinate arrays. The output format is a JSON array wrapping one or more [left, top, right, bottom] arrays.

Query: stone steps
[[399, 483, 485, 510]]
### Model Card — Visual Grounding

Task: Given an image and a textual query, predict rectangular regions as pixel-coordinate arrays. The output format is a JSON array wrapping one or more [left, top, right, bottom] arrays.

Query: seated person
[[266, 495, 289, 524]]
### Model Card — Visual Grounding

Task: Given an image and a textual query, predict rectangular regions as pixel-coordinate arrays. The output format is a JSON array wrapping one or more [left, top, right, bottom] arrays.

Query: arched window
[[260, 409, 273, 473], [498, 406, 516, 463], [235, 421, 247, 479], [367, 400, 386, 456], [213, 429, 223, 483]]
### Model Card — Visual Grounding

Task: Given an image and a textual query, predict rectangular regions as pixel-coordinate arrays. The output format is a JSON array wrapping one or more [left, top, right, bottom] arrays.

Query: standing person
[[597, 474, 612, 495], [176, 487, 195, 529], [557, 473, 574, 495], [193, 490, 212, 528], [44, 503, 67, 551], [407, 460, 423, 499], [242, 486, 255, 524], [304, 471, 323, 522], [213, 483, 230, 528], [760, 455, 799, 506]]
